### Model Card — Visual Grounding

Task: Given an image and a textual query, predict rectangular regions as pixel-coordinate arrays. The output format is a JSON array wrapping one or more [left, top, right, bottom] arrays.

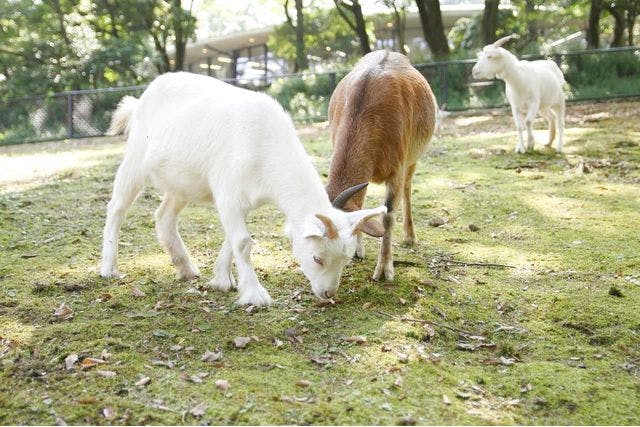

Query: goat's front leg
[[524, 103, 540, 151], [218, 206, 271, 307], [511, 105, 526, 154], [373, 175, 402, 282], [208, 239, 236, 291]]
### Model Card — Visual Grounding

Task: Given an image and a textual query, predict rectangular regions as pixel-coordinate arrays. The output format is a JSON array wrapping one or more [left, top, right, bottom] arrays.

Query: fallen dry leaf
[[233, 336, 251, 349], [131, 287, 146, 297], [296, 380, 311, 388], [273, 338, 284, 348], [54, 303, 73, 321], [201, 350, 223, 362], [102, 407, 116, 420], [64, 353, 78, 371], [362, 302, 373, 309], [81, 357, 105, 370], [189, 402, 207, 417], [96, 293, 112, 303], [345, 335, 368, 345], [442, 394, 451, 405], [396, 352, 409, 363], [398, 415, 417, 426], [96, 370, 117, 378], [214, 379, 230, 391], [135, 376, 151, 387]]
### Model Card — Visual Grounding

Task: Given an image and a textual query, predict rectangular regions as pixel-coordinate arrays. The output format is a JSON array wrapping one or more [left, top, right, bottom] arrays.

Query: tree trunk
[[587, 0, 602, 48], [415, 0, 450, 59], [607, 5, 626, 46], [334, 0, 371, 56], [481, 0, 499, 45], [285, 0, 308, 72], [627, 10, 637, 46], [391, 2, 408, 56]]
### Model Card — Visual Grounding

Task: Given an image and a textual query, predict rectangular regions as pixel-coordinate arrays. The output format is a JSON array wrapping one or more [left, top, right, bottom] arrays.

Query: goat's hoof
[[208, 274, 236, 292], [100, 266, 123, 279], [177, 265, 200, 281], [373, 264, 395, 282], [401, 238, 415, 247], [237, 287, 272, 307]]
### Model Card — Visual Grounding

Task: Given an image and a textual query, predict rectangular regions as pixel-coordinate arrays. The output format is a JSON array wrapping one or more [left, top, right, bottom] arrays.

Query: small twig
[[445, 260, 517, 269], [375, 310, 476, 337]]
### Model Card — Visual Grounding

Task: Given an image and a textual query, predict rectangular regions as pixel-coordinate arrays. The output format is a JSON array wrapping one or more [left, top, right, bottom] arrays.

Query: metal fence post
[[66, 93, 74, 139], [328, 72, 336, 96], [440, 63, 449, 107]]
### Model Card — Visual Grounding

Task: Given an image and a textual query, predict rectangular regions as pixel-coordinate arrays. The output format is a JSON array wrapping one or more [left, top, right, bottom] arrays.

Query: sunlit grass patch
[[0, 102, 639, 425]]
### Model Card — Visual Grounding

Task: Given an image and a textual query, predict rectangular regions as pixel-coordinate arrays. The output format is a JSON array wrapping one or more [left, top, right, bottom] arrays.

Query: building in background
[[182, 0, 486, 85]]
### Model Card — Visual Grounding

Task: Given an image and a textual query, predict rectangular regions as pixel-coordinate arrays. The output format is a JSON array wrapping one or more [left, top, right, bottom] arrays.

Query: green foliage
[[0, 0, 196, 102], [268, 7, 362, 71]]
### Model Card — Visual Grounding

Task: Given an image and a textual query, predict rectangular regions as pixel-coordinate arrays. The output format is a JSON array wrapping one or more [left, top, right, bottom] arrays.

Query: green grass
[[1, 101, 639, 425]]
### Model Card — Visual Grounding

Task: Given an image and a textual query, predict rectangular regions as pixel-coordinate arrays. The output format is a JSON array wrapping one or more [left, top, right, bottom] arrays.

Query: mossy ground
[[1, 101, 639, 425]]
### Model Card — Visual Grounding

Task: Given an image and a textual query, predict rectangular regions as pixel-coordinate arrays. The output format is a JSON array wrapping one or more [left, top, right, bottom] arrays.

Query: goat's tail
[[107, 95, 139, 136]]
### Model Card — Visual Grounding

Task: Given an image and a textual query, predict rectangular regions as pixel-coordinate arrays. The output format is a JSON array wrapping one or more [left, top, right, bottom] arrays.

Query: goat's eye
[[313, 256, 324, 266]]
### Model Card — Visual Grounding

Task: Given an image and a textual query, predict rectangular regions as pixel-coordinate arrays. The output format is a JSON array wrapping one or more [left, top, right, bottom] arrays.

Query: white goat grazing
[[101, 72, 386, 307], [472, 35, 566, 153]]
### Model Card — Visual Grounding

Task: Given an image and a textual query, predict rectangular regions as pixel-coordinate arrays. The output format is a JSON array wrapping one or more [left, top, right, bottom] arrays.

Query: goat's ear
[[304, 214, 340, 240], [347, 206, 387, 237], [315, 214, 339, 240]]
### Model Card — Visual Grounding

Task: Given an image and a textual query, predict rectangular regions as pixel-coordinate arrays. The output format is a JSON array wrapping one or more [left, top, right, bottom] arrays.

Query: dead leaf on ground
[[442, 394, 451, 405], [214, 379, 230, 391], [64, 353, 78, 371], [398, 415, 417, 426], [273, 338, 284, 348], [131, 287, 146, 297], [96, 370, 117, 378], [233, 336, 251, 348], [135, 376, 151, 387], [81, 357, 105, 370], [54, 303, 73, 321], [201, 350, 223, 362], [189, 402, 207, 417], [296, 380, 311, 388], [102, 407, 116, 420], [96, 293, 112, 303], [345, 335, 368, 345]]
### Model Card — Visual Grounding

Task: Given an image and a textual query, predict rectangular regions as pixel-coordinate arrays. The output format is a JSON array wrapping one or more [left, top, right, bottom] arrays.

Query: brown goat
[[326, 50, 437, 281]]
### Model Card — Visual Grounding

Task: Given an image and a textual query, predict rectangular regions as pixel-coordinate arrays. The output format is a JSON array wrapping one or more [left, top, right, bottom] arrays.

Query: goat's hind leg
[[553, 101, 565, 153], [401, 163, 417, 247], [155, 193, 200, 280], [100, 158, 145, 278], [540, 108, 556, 147]]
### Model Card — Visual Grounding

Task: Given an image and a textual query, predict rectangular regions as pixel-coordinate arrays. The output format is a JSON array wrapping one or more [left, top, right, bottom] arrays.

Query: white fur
[[100, 72, 386, 306], [472, 42, 566, 153]]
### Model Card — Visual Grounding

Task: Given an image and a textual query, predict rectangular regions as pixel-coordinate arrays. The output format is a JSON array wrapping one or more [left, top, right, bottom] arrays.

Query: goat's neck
[[498, 55, 528, 91], [271, 152, 333, 231]]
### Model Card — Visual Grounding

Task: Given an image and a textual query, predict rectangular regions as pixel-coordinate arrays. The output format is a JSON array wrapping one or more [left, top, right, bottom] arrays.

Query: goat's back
[[518, 60, 565, 106], [123, 72, 308, 204], [328, 51, 436, 189]]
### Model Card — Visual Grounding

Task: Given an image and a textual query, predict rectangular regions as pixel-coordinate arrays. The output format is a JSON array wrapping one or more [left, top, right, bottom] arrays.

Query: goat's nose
[[324, 290, 336, 299]]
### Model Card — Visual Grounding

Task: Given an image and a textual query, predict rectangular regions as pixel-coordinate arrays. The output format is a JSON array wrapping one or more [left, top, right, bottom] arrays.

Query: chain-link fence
[[1, 46, 639, 146]]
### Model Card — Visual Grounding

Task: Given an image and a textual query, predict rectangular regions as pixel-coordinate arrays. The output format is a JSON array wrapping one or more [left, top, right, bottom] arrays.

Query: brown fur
[[325, 50, 437, 280]]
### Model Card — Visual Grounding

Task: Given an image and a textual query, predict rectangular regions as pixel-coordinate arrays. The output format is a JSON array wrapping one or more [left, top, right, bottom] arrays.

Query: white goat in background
[[101, 72, 386, 307], [472, 35, 566, 153]]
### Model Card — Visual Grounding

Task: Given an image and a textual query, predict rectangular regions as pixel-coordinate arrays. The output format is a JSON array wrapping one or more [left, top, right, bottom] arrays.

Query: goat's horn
[[493, 34, 517, 48], [331, 182, 369, 209]]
